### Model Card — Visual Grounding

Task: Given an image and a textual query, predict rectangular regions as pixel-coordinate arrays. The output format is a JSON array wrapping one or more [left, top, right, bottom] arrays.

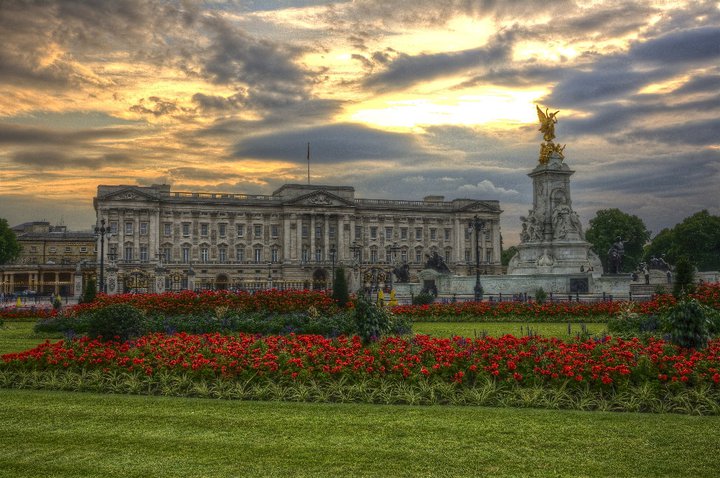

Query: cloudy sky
[[1, 0, 718, 245]]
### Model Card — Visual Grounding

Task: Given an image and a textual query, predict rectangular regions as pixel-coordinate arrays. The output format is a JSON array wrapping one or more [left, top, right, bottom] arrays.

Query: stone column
[[338, 215, 346, 262], [283, 214, 291, 262], [73, 271, 83, 300], [310, 214, 316, 261], [324, 214, 330, 261], [296, 215, 303, 262]]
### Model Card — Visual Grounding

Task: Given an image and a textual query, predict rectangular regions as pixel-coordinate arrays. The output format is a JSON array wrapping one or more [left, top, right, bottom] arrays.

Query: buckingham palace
[[93, 183, 502, 294]]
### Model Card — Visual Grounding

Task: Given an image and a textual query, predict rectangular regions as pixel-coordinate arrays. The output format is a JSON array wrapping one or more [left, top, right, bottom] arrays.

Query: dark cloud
[[10, 150, 135, 169], [233, 123, 439, 163], [129, 96, 195, 117], [192, 91, 247, 112], [362, 34, 514, 92], [0, 123, 136, 146], [625, 118, 720, 146]]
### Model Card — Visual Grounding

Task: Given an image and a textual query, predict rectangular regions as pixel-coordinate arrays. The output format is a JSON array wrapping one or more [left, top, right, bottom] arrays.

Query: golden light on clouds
[[345, 88, 547, 131]]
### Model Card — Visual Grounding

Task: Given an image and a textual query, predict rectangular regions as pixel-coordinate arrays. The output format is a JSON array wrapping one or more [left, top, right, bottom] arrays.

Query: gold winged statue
[[536, 105, 559, 142]]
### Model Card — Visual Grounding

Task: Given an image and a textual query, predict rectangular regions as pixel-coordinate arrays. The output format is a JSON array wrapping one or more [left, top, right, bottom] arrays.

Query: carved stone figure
[[424, 251, 451, 273], [392, 263, 410, 283], [607, 237, 626, 274]]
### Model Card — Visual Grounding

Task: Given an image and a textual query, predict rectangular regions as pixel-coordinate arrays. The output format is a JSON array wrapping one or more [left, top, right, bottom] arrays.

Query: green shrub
[[331, 267, 350, 307], [662, 299, 711, 349], [412, 292, 435, 305], [534, 288, 547, 304], [673, 256, 695, 298], [607, 303, 660, 339], [83, 303, 146, 341], [81, 278, 97, 304], [353, 294, 393, 343], [34, 314, 79, 335]]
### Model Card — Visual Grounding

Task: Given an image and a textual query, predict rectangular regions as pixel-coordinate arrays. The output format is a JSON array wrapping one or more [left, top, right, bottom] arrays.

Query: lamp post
[[94, 219, 107, 294], [468, 215, 486, 302], [350, 242, 364, 296], [330, 244, 336, 291]]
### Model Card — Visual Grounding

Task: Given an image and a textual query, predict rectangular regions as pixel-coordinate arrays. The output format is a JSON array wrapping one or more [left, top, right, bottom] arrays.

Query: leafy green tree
[[82, 277, 97, 304], [331, 267, 349, 307], [0, 218, 21, 264], [644, 210, 720, 271], [672, 256, 695, 298], [585, 209, 650, 273], [501, 245, 518, 266]]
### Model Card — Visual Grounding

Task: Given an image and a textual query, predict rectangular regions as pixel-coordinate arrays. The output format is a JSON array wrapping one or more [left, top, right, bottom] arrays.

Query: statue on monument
[[536, 105, 566, 165], [607, 237, 626, 274]]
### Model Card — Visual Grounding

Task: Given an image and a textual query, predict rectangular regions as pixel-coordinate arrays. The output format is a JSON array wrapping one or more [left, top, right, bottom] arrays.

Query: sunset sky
[[1, 0, 719, 245]]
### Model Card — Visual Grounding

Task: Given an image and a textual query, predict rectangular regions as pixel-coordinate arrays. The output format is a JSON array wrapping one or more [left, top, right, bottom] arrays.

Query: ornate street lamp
[[468, 215, 486, 302], [94, 219, 107, 294]]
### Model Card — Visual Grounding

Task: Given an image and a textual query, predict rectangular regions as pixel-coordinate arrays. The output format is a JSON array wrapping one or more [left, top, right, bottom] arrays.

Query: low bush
[[84, 303, 146, 341], [662, 298, 715, 350], [412, 292, 435, 306]]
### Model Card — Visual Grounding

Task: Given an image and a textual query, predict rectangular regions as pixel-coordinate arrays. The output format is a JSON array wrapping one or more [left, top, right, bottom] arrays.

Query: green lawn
[[1, 388, 719, 478], [0, 321, 609, 356], [413, 321, 607, 339]]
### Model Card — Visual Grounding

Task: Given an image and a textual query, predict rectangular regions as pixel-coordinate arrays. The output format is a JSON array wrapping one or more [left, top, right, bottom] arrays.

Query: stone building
[[93, 183, 503, 294], [0, 222, 96, 296]]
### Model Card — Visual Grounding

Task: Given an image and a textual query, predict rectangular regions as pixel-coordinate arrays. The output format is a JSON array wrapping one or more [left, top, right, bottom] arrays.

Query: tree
[[672, 256, 695, 298], [0, 218, 21, 264], [82, 277, 97, 304], [331, 266, 349, 307], [644, 210, 720, 271], [585, 209, 650, 273], [501, 245, 518, 267]]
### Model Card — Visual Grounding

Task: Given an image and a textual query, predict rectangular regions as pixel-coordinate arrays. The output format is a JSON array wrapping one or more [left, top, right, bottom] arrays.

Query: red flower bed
[[392, 283, 720, 322], [0, 306, 57, 320], [74, 289, 338, 316], [4, 333, 719, 390]]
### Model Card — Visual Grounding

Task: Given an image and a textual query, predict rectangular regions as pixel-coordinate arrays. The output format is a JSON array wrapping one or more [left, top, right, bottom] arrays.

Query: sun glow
[[345, 88, 547, 131]]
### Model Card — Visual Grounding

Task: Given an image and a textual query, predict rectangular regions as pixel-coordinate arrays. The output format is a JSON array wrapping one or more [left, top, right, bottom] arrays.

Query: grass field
[[2, 388, 720, 478], [0, 320, 608, 356]]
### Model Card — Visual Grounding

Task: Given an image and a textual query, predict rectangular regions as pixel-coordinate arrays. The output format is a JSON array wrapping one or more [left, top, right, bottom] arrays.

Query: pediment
[[285, 190, 354, 208], [458, 200, 502, 213], [101, 187, 159, 202]]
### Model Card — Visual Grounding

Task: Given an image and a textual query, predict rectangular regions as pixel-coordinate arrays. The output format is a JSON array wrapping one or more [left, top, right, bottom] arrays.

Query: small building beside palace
[[93, 183, 503, 294], [0, 222, 96, 296]]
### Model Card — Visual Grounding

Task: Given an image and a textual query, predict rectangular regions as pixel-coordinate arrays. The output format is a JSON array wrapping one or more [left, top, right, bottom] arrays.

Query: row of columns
[[0, 270, 72, 295]]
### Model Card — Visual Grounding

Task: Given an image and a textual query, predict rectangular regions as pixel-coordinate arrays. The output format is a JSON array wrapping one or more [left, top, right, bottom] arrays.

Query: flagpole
[[307, 142, 310, 184]]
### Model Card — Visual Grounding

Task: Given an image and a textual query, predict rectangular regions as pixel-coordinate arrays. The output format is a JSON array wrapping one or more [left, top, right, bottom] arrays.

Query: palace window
[[385, 227, 393, 239], [182, 246, 190, 263], [354, 225, 362, 240], [236, 224, 245, 237], [486, 250, 493, 263], [161, 246, 171, 263], [271, 224, 279, 238], [125, 222, 134, 235], [465, 249, 471, 262], [329, 225, 336, 240], [370, 227, 377, 240], [254, 224, 262, 238], [140, 222, 148, 235], [79, 247, 87, 253], [415, 249, 423, 263], [139, 245, 148, 262], [64, 247, 71, 253], [401, 250, 408, 263], [235, 246, 245, 263], [315, 225, 322, 237], [415, 227, 422, 240], [164, 223, 172, 237], [124, 246, 133, 262], [315, 247, 322, 262], [370, 248, 378, 264], [254, 247, 262, 263], [400, 228, 408, 240], [302, 247, 309, 263], [271, 247, 279, 263], [444, 229, 451, 241], [182, 223, 190, 237], [200, 223, 209, 237], [218, 246, 227, 263], [218, 224, 227, 238], [201, 247, 209, 263], [430, 228, 437, 240], [109, 221, 118, 234]]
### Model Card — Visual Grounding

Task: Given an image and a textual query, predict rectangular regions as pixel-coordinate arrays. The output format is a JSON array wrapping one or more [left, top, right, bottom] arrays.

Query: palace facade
[[0, 222, 96, 296], [94, 183, 503, 294]]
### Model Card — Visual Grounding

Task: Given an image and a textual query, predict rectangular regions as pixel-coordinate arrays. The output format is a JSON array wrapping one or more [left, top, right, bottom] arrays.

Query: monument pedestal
[[508, 153, 603, 277]]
